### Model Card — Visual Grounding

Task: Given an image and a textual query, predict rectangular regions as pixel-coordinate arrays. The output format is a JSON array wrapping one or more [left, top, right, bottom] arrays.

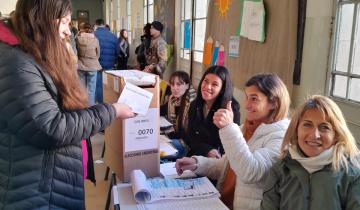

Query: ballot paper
[[117, 82, 153, 115], [106, 70, 156, 86], [160, 162, 197, 179], [130, 170, 220, 204], [160, 116, 173, 129]]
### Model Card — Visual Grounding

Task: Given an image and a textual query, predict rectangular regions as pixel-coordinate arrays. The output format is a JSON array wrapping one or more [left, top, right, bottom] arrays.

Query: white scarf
[[289, 145, 334, 174]]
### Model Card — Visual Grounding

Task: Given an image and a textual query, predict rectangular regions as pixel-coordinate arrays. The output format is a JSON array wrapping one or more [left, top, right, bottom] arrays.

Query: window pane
[[128, 31, 132, 44], [333, 75, 348, 98], [180, 49, 184, 58], [349, 78, 360, 102], [127, 16, 131, 30], [149, 5, 154, 23], [195, 0, 208, 18], [335, 4, 354, 72], [352, 5, 360, 74], [148, 0, 153, 4], [127, 0, 131, 15], [194, 19, 206, 51], [181, 0, 185, 20], [144, 7, 148, 24], [185, 0, 192, 20], [181, 22, 185, 48], [144, 0, 147, 6], [194, 51, 203, 63], [183, 49, 190, 60]]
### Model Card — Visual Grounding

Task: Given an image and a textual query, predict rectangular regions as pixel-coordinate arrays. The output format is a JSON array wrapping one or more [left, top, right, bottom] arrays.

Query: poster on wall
[[229, 36, 240, 57], [238, 0, 266, 42], [183, 20, 191, 49]]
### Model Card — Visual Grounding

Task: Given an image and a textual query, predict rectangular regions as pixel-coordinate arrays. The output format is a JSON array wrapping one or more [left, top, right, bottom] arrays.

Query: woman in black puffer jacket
[[0, 1, 135, 210]]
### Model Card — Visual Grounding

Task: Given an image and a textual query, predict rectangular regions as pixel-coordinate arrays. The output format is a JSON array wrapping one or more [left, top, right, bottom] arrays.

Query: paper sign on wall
[[124, 108, 158, 153], [229, 36, 240, 57], [183, 20, 191, 49], [238, 0, 266, 42]]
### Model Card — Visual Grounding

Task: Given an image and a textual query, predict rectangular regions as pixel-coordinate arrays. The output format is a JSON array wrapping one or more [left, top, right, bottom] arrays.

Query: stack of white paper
[[105, 70, 156, 86]]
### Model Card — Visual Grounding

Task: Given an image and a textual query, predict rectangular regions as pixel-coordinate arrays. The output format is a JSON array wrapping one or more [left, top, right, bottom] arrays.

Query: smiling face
[[244, 85, 275, 122], [297, 108, 336, 157], [201, 73, 223, 106], [58, 13, 71, 39]]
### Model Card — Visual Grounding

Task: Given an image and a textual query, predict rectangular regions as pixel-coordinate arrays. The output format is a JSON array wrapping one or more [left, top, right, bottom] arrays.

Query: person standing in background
[[0, 1, 135, 209], [77, 22, 102, 105], [94, 18, 119, 103], [117, 29, 129, 70], [144, 21, 167, 78], [135, 23, 152, 70]]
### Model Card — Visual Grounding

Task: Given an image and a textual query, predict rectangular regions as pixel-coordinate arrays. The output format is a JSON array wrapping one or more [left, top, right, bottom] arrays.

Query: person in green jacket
[[261, 95, 360, 210]]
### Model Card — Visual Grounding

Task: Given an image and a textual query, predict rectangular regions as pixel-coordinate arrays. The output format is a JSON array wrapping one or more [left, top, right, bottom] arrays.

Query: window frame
[[179, 0, 209, 63], [144, 0, 154, 24], [329, 0, 360, 104], [126, 0, 132, 44]]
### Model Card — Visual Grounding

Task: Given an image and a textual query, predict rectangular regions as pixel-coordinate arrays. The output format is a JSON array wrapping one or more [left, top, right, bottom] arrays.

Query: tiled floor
[[85, 133, 110, 210]]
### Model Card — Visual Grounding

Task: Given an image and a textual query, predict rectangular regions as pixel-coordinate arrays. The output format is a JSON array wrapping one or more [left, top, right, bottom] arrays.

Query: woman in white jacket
[[176, 74, 290, 210]]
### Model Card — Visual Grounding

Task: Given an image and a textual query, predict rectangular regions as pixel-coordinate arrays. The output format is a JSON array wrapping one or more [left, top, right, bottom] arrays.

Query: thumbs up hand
[[213, 101, 234, 129]]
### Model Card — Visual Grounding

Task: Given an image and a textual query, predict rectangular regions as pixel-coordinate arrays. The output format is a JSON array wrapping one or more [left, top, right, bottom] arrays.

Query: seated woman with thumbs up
[[184, 65, 240, 158], [176, 74, 291, 210]]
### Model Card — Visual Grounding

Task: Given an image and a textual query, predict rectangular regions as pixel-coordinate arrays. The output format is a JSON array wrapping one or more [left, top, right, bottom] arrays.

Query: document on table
[[159, 142, 178, 157], [105, 70, 156, 86], [137, 197, 229, 210], [130, 170, 221, 204], [160, 162, 197, 179], [117, 82, 153, 115], [160, 116, 173, 129]]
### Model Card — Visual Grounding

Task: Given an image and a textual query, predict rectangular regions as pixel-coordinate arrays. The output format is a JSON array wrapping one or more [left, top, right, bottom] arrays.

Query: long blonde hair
[[281, 95, 360, 172]]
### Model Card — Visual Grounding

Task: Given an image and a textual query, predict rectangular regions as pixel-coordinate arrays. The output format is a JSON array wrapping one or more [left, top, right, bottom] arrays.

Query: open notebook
[[130, 170, 227, 209]]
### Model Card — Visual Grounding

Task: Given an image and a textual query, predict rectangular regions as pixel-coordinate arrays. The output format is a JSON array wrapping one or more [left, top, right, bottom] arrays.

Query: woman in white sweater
[[176, 74, 290, 210]]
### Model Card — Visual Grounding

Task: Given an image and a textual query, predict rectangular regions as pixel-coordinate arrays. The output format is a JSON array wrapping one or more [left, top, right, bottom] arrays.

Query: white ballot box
[[103, 70, 160, 182]]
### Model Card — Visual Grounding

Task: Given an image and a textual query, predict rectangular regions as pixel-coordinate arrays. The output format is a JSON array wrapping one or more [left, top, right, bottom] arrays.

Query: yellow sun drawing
[[215, 0, 231, 17]]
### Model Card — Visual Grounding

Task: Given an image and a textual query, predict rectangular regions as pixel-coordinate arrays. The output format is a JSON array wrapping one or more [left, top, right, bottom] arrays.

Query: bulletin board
[[203, 0, 298, 93]]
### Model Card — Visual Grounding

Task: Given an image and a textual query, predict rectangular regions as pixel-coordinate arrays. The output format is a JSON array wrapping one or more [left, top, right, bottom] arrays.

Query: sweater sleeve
[[0, 56, 116, 149], [219, 123, 283, 183], [193, 155, 225, 180]]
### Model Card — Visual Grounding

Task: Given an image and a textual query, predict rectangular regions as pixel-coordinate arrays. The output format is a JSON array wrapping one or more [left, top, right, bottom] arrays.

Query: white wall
[[0, 0, 17, 16], [294, 0, 360, 141]]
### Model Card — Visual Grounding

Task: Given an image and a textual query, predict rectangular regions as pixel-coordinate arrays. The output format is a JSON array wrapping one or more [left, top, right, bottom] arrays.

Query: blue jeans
[[79, 70, 97, 105], [95, 70, 103, 103]]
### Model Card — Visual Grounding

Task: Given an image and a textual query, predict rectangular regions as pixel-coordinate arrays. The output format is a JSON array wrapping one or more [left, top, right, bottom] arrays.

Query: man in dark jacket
[[94, 18, 119, 103]]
